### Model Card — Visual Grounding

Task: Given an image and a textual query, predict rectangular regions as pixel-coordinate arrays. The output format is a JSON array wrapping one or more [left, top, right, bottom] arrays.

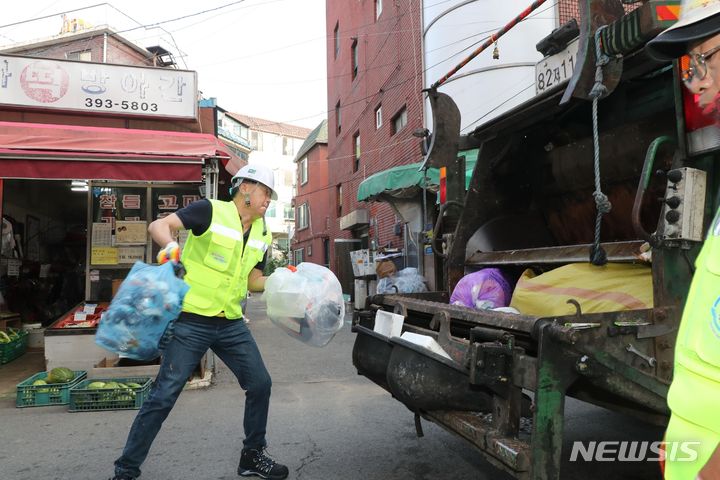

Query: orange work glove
[[157, 241, 181, 265], [287, 265, 297, 272]]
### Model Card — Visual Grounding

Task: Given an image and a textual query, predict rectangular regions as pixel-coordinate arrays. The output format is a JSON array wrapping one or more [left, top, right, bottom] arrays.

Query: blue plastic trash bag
[[377, 267, 428, 294], [95, 261, 189, 360], [262, 262, 345, 347]]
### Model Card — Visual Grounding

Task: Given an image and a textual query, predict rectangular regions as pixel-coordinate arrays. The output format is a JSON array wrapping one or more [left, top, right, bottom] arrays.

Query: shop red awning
[[0, 121, 239, 182]]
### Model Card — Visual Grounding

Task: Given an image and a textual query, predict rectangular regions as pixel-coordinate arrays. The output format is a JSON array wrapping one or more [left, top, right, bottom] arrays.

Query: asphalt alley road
[[0, 295, 664, 479]]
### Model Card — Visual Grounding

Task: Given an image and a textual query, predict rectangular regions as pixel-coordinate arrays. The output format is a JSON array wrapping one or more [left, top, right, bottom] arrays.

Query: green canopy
[[357, 149, 478, 201]]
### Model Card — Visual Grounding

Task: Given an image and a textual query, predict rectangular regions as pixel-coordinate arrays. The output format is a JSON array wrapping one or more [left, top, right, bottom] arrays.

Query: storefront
[[0, 51, 250, 377], [0, 119, 240, 371]]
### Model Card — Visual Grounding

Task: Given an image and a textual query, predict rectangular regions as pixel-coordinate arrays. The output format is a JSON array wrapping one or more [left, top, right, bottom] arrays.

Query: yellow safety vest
[[180, 199, 271, 319], [665, 207, 720, 479]]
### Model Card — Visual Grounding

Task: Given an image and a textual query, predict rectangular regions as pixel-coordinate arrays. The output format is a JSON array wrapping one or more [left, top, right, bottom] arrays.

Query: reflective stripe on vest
[[667, 207, 720, 436], [180, 199, 271, 319]]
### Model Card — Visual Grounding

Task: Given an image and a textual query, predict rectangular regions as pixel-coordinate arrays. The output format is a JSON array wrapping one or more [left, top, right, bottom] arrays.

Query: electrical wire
[[461, 82, 536, 133], [2, 0, 563, 133], [248, 0, 562, 129]]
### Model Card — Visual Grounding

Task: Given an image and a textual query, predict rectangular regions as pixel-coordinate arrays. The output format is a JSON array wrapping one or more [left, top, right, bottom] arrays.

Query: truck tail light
[[439, 167, 447, 204], [681, 55, 720, 156]]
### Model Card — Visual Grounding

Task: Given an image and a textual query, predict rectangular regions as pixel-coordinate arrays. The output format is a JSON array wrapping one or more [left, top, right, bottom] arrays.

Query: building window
[[297, 203, 309, 229], [250, 131, 263, 151], [283, 205, 295, 221], [375, 0, 383, 20], [334, 22, 340, 59], [277, 238, 290, 251], [66, 49, 91, 61], [300, 156, 308, 185], [335, 101, 341, 134], [336, 184, 343, 218], [294, 248, 304, 266], [283, 137, 294, 156], [375, 105, 382, 129], [392, 106, 408, 135], [353, 132, 360, 172], [351, 38, 359, 80]]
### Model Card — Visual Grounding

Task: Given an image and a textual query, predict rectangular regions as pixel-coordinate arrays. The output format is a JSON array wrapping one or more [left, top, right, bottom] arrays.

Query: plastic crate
[[16, 370, 87, 408], [69, 377, 153, 412], [1, 330, 29, 364]]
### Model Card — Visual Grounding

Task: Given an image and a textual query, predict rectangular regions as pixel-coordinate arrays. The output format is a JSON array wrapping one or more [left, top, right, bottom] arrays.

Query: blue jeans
[[114, 315, 272, 478]]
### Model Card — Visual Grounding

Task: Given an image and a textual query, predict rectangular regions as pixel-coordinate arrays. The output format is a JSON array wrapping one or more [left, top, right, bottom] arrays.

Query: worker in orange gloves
[[111, 164, 289, 480]]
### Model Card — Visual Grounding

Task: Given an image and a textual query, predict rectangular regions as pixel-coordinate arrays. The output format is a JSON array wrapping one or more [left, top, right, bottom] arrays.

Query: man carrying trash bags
[[111, 164, 289, 480]]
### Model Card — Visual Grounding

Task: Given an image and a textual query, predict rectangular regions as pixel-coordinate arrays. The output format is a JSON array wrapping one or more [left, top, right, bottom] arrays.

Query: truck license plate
[[535, 39, 579, 94]]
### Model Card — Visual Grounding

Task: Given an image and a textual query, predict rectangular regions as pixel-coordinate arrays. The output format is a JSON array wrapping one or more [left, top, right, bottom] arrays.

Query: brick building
[[1, 26, 159, 68], [292, 120, 330, 267], [325, 0, 424, 276]]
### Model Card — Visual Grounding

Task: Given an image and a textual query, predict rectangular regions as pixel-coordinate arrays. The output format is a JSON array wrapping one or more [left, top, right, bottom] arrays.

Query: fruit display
[[69, 376, 152, 412], [50, 303, 108, 329], [0, 328, 29, 364], [16, 369, 87, 408], [46, 367, 75, 383], [0, 327, 21, 343]]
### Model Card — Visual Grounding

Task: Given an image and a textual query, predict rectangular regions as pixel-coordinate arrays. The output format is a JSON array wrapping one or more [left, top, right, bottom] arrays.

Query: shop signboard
[[91, 246, 118, 265], [118, 246, 145, 264], [0, 54, 197, 120], [115, 221, 147, 245], [151, 187, 202, 255]]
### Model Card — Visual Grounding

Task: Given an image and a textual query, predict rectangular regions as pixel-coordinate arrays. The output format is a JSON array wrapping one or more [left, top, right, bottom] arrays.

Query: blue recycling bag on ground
[[95, 261, 189, 360]]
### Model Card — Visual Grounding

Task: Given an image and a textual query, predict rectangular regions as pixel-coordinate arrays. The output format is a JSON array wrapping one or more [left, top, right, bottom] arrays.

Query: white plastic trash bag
[[263, 262, 345, 347]]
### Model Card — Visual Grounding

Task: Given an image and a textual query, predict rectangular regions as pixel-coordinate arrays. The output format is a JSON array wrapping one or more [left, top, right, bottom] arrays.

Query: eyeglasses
[[681, 44, 720, 84]]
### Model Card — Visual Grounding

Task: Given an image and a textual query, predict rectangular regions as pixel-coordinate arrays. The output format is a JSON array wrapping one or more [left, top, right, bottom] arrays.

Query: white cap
[[647, 0, 720, 60], [232, 164, 278, 200]]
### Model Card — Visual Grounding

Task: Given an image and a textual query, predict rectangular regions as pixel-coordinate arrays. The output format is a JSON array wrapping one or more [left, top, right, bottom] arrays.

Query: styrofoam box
[[354, 279, 367, 310], [89, 357, 161, 379], [45, 333, 118, 371], [400, 332, 452, 360], [374, 310, 404, 338], [349, 249, 375, 277]]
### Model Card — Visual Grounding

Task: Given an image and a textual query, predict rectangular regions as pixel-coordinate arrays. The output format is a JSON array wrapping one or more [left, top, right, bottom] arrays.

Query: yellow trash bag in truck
[[509, 263, 653, 317]]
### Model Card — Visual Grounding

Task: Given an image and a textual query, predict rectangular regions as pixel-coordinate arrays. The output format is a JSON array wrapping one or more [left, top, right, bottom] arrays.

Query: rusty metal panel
[[467, 240, 644, 266]]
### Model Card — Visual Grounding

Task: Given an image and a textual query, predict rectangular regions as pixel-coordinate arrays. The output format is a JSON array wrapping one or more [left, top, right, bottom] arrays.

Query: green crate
[[0, 330, 29, 364], [69, 377, 153, 412], [16, 370, 87, 408]]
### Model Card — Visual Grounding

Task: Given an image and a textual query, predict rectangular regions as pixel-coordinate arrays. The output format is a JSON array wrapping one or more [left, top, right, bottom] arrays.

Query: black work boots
[[238, 447, 289, 479]]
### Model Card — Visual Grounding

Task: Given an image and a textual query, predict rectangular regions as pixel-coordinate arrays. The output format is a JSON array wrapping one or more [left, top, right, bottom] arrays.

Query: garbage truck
[[351, 0, 718, 478]]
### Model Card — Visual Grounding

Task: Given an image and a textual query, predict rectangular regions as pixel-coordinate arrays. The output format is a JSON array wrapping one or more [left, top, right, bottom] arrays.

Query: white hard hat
[[232, 164, 278, 200], [647, 0, 720, 60]]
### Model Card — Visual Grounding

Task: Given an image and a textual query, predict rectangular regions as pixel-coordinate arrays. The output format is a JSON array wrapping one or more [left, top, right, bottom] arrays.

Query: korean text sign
[[0, 54, 197, 119]]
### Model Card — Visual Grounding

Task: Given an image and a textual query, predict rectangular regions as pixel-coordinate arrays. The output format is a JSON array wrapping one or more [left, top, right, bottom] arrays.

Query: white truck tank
[[423, 0, 560, 133]]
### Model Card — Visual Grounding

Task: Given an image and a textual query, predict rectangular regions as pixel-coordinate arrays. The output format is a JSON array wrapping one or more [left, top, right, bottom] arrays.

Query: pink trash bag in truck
[[450, 268, 512, 310]]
